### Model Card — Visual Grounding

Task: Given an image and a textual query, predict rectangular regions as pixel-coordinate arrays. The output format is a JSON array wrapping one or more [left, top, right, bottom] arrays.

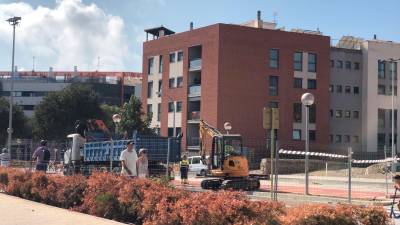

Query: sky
[[0, 0, 399, 72]]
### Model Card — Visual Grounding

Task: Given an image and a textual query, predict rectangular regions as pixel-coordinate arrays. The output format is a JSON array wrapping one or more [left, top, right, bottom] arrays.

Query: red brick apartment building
[[142, 14, 330, 156]]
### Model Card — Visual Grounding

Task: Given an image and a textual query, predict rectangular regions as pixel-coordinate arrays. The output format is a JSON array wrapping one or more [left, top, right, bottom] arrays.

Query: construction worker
[[180, 154, 189, 184]]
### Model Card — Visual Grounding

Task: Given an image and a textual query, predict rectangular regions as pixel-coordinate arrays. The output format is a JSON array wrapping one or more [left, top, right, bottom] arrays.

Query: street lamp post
[[301, 93, 315, 196], [6, 16, 21, 154], [110, 114, 121, 172]]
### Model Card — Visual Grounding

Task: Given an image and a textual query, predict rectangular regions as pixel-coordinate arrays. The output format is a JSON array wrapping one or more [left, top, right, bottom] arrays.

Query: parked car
[[188, 156, 208, 176]]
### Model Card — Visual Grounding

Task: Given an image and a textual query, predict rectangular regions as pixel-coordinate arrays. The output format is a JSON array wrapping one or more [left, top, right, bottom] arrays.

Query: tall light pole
[[110, 114, 121, 172], [301, 92, 315, 195], [6, 16, 21, 153]]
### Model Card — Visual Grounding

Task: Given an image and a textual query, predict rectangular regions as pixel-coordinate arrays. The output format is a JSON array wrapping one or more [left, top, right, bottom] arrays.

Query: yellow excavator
[[199, 120, 261, 191]]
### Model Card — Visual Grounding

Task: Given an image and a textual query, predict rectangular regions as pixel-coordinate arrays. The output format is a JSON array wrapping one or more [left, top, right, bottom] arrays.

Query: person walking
[[180, 154, 189, 185], [0, 148, 11, 167], [120, 140, 138, 177], [137, 148, 149, 178], [32, 140, 51, 172]]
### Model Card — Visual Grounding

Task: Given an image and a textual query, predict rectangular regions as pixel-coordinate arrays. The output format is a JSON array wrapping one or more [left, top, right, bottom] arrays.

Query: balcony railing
[[187, 137, 200, 146], [188, 111, 200, 121], [189, 58, 202, 71], [189, 85, 201, 97]]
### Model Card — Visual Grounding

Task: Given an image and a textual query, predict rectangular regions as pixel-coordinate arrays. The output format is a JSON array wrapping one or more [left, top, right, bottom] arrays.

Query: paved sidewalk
[[0, 194, 124, 225]]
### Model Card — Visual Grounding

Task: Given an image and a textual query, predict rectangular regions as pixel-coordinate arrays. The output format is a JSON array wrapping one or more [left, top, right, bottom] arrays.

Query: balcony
[[189, 58, 202, 71], [188, 111, 200, 123], [188, 85, 201, 97]]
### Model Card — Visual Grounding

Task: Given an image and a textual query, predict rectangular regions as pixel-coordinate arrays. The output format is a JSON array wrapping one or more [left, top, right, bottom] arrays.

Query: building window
[[336, 85, 342, 93], [335, 135, 342, 143], [294, 78, 302, 88], [353, 135, 359, 143], [330, 60, 334, 68], [329, 85, 334, 92], [157, 103, 161, 121], [378, 133, 386, 148], [147, 104, 152, 117], [330, 109, 333, 117], [177, 77, 183, 88], [169, 78, 176, 88], [353, 111, 359, 119], [168, 102, 174, 112], [354, 62, 360, 70], [378, 60, 385, 79], [176, 127, 182, 136], [293, 103, 302, 122], [22, 105, 34, 111], [269, 76, 279, 96], [337, 60, 343, 68], [177, 51, 183, 62], [148, 57, 154, 75], [329, 135, 333, 143], [309, 104, 316, 123], [378, 108, 385, 128], [309, 130, 316, 141], [344, 135, 350, 143], [169, 52, 176, 63], [378, 85, 386, 95], [353, 86, 359, 94], [159, 55, 163, 73], [147, 81, 153, 98], [345, 61, 351, 69], [336, 110, 342, 118], [308, 53, 317, 72], [294, 52, 302, 71], [269, 101, 279, 108], [269, 49, 279, 69], [389, 85, 398, 96], [168, 128, 174, 137], [293, 129, 301, 140], [307, 79, 317, 89], [158, 80, 162, 95], [176, 101, 182, 112], [345, 110, 351, 118], [345, 85, 351, 94]]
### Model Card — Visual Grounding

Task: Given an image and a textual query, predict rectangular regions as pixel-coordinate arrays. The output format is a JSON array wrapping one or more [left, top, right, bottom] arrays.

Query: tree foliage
[[99, 104, 120, 132], [118, 96, 153, 138], [0, 97, 30, 146], [32, 84, 103, 141]]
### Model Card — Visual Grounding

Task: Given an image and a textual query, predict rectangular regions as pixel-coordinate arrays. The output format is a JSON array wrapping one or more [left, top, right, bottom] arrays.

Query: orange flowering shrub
[[0, 168, 392, 225]]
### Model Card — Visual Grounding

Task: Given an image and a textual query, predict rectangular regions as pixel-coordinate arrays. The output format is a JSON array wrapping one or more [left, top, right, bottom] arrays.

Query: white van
[[188, 156, 208, 176]]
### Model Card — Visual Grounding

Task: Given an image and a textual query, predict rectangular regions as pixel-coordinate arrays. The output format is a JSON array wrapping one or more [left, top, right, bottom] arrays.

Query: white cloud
[[0, 0, 135, 71]]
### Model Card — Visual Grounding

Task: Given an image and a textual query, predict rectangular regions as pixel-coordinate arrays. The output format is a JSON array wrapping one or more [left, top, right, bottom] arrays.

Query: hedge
[[0, 167, 391, 225]]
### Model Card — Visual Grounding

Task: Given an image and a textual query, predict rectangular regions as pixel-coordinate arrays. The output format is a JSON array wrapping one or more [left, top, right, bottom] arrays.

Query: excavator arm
[[199, 120, 222, 158]]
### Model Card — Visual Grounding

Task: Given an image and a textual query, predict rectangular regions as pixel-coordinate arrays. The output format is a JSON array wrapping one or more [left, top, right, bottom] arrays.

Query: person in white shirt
[[0, 148, 11, 167], [120, 140, 138, 176]]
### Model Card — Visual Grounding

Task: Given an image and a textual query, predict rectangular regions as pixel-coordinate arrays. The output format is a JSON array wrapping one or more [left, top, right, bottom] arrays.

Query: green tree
[[0, 97, 30, 146], [118, 96, 153, 137], [32, 84, 103, 141]]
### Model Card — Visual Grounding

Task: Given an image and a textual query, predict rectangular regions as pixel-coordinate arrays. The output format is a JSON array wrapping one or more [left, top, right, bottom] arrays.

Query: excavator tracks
[[201, 178, 260, 191]]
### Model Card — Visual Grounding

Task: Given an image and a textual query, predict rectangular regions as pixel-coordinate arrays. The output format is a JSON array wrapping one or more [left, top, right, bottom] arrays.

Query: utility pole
[[6, 16, 21, 154]]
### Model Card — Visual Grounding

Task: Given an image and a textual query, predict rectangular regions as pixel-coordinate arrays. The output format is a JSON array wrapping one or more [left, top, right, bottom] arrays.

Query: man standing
[[120, 140, 138, 176], [0, 148, 11, 167], [32, 140, 50, 172]]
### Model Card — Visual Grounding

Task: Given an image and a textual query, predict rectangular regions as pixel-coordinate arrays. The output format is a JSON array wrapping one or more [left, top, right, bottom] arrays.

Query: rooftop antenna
[[32, 56, 35, 72], [273, 11, 278, 24], [97, 56, 100, 71]]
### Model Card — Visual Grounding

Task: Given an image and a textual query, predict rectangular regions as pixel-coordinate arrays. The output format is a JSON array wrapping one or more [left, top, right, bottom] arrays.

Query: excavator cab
[[210, 134, 249, 178]]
